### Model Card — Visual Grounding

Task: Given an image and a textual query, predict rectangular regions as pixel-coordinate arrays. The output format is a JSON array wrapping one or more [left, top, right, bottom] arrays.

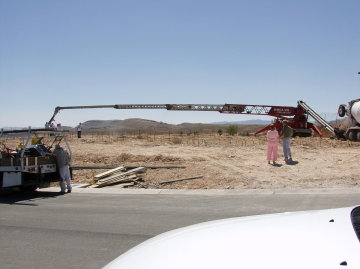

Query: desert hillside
[[77, 118, 267, 135]]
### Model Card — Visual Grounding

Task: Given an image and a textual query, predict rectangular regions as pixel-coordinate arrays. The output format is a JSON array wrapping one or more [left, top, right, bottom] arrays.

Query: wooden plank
[[88, 167, 147, 188], [97, 174, 137, 185], [88, 184, 100, 188], [95, 175, 138, 187], [97, 167, 147, 183], [126, 166, 186, 170], [115, 182, 135, 188], [160, 176, 203, 185], [94, 166, 126, 179]]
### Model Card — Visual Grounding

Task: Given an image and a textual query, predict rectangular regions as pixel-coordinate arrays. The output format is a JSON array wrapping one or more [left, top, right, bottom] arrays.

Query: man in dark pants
[[280, 120, 293, 164], [77, 123, 82, 138]]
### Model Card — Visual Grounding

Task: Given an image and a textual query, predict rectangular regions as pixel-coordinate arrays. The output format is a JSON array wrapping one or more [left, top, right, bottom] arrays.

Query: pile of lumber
[[90, 166, 147, 188]]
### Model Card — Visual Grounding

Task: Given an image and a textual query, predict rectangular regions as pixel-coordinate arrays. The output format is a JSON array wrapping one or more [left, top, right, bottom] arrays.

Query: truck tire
[[348, 130, 357, 141], [19, 185, 38, 192], [338, 105, 346, 117]]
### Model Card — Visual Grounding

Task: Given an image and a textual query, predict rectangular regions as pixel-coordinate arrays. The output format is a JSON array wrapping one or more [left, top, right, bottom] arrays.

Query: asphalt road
[[1, 188, 360, 269]]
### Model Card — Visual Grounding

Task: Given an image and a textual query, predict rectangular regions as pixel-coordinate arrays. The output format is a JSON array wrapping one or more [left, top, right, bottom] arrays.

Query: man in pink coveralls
[[266, 124, 279, 165]]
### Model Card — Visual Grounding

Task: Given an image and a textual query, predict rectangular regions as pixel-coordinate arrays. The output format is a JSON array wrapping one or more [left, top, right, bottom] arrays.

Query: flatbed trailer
[[0, 128, 72, 191]]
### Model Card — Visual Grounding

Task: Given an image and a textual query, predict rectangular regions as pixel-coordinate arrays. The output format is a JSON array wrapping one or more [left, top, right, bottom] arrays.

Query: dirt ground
[[70, 134, 360, 189]]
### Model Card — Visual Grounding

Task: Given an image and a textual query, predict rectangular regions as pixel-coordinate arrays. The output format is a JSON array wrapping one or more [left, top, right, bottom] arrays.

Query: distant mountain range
[[76, 118, 268, 134], [80, 118, 267, 128]]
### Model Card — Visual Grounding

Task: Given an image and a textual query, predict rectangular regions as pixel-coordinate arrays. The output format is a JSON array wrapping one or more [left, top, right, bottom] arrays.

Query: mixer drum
[[351, 101, 360, 124]]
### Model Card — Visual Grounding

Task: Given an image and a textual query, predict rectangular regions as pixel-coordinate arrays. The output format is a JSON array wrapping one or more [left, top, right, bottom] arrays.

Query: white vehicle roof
[[103, 206, 360, 269]]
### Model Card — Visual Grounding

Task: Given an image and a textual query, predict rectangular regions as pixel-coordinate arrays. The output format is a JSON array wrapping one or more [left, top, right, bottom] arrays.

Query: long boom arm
[[49, 102, 338, 137], [48, 103, 298, 125]]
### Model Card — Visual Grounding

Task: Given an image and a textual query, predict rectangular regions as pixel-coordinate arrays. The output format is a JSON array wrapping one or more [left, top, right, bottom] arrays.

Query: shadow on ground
[[286, 160, 299, 165], [0, 190, 63, 206]]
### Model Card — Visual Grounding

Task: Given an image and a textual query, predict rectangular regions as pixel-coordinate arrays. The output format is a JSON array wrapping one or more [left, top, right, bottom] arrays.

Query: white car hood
[[103, 206, 360, 269]]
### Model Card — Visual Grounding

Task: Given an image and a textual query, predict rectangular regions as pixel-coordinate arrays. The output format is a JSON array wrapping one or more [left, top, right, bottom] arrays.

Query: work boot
[[67, 189, 72, 193]]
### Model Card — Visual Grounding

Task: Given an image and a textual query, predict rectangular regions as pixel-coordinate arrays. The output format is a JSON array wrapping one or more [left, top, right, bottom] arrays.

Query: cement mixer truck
[[337, 99, 360, 141]]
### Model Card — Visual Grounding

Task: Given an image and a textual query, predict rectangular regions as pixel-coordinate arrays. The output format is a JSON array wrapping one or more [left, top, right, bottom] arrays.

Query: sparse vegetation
[[226, 125, 238, 136], [239, 131, 250, 136]]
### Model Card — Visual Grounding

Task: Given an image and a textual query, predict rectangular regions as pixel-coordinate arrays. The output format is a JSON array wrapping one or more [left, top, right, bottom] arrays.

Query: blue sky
[[1, 0, 359, 127]]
